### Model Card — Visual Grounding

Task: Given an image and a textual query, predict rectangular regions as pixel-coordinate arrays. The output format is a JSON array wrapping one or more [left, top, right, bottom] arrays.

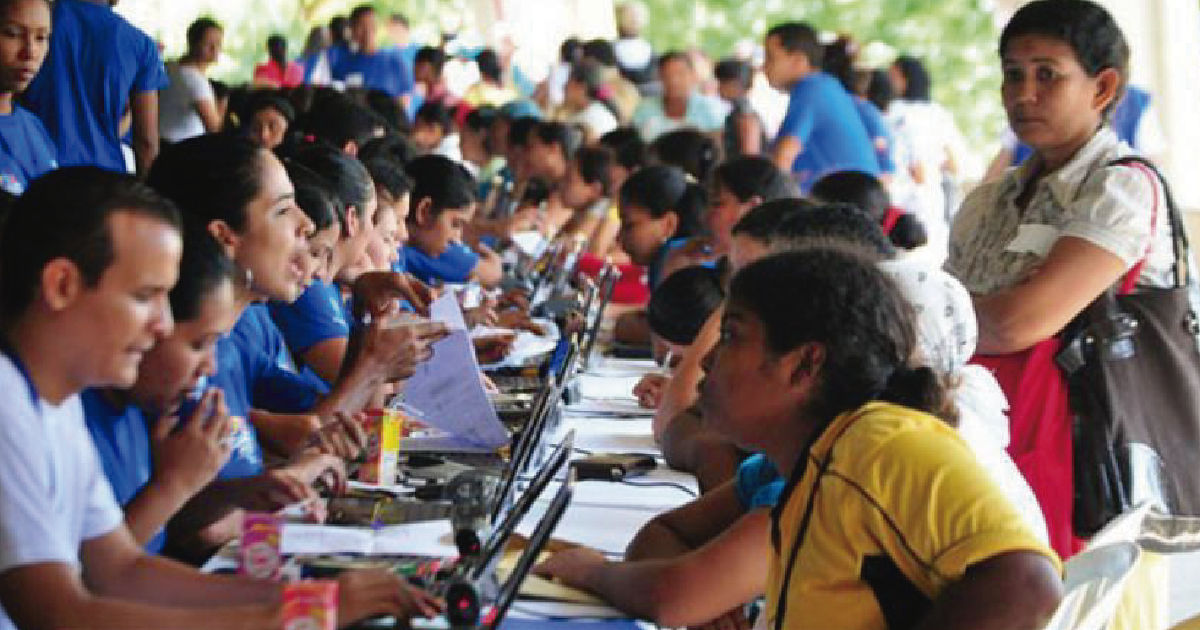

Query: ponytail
[[620, 164, 707, 240], [877, 365, 957, 425], [889, 213, 928, 250]]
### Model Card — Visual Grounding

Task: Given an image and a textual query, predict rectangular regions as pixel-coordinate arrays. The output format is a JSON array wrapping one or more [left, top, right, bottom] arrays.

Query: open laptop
[[579, 262, 620, 372]]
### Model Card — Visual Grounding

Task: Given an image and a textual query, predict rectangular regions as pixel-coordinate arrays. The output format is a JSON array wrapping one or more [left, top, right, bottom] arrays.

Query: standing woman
[[947, 0, 1171, 559], [0, 0, 55, 194], [159, 17, 223, 144]]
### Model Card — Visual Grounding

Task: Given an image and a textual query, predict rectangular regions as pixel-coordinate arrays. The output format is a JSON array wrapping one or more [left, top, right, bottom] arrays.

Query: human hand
[[633, 374, 668, 409], [473, 334, 516, 364], [286, 451, 349, 498], [308, 412, 369, 461], [335, 570, 443, 627], [150, 388, 234, 499], [362, 319, 450, 382], [533, 547, 609, 591], [353, 271, 435, 317]]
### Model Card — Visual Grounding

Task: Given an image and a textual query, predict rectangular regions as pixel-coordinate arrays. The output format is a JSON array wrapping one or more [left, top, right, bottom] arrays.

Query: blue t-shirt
[[23, 0, 167, 172], [81, 389, 164, 553], [332, 48, 413, 99], [853, 98, 895, 175], [211, 337, 267, 480], [734, 453, 784, 510], [403, 242, 480, 285], [268, 282, 351, 355], [1012, 86, 1151, 166], [776, 72, 879, 193], [0, 106, 57, 194], [648, 237, 689, 289], [234, 303, 331, 395]]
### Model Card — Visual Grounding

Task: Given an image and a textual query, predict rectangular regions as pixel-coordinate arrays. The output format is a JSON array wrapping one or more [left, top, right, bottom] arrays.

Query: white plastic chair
[[1043, 541, 1142, 630]]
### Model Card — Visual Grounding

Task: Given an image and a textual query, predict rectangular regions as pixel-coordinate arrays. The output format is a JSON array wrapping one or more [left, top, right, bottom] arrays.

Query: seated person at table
[[810, 169, 928, 251], [411, 101, 460, 162], [359, 157, 410, 272], [538, 247, 1062, 629], [558, 146, 620, 257], [148, 136, 448, 552], [0, 167, 437, 628], [611, 165, 705, 346], [83, 222, 366, 556], [402, 154, 503, 287], [302, 91, 385, 156], [0, 0, 57, 196], [272, 145, 430, 387]]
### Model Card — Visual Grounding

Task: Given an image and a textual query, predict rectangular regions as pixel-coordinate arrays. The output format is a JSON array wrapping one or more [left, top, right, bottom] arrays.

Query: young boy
[[402, 154, 503, 287], [0, 167, 434, 628], [762, 22, 878, 193]]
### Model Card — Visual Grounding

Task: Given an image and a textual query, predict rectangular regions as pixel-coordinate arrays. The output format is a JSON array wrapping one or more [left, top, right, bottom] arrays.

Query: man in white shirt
[[0, 167, 435, 629]]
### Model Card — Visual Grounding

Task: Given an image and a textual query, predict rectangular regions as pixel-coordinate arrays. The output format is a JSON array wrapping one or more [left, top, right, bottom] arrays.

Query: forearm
[[317, 334, 386, 416], [130, 91, 159, 179], [914, 552, 1062, 630], [301, 338, 350, 387], [97, 552, 281, 608], [624, 518, 694, 560], [973, 292, 1062, 355], [39, 595, 278, 630], [123, 479, 195, 547]]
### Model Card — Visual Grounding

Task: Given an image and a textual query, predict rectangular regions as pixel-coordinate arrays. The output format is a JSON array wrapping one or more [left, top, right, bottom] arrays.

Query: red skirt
[[972, 338, 1084, 559]]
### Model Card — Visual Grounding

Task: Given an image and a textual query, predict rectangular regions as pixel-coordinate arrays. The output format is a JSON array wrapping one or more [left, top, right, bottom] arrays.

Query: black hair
[[766, 22, 823, 68], [730, 248, 954, 424], [582, 39, 617, 68], [359, 133, 419, 166], [389, 12, 408, 27], [999, 0, 1129, 113], [415, 101, 453, 132], [329, 16, 349, 45], [532, 120, 577, 162], [772, 202, 896, 257], [809, 171, 927, 250], [892, 55, 931, 102], [209, 79, 230, 102], [267, 34, 288, 67], [651, 129, 720, 184], [0, 189, 15, 234], [574, 146, 615, 196], [302, 93, 383, 150], [865, 69, 894, 112], [713, 156, 797, 204], [283, 160, 343, 231], [414, 45, 446, 74], [349, 4, 374, 25], [714, 58, 752, 89], [646, 265, 725, 346], [823, 36, 856, 93], [186, 17, 221, 54], [149, 135, 264, 233], [560, 38, 582, 64], [247, 94, 296, 125], [363, 157, 413, 203], [405, 154, 477, 217], [1, 168, 182, 322], [463, 106, 497, 136], [476, 48, 503, 83], [171, 218, 238, 323], [730, 197, 816, 243], [507, 115, 540, 149], [619, 165, 705, 240], [568, 61, 621, 120], [599, 127, 648, 172], [286, 142, 373, 221], [362, 88, 410, 135], [657, 50, 692, 71]]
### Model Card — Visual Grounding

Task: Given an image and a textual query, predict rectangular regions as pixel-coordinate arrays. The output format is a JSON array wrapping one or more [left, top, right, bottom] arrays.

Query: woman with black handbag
[[946, 0, 1177, 560]]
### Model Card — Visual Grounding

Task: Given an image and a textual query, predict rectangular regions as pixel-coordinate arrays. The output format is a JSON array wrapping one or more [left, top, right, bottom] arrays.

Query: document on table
[[401, 293, 509, 449], [281, 522, 459, 556]]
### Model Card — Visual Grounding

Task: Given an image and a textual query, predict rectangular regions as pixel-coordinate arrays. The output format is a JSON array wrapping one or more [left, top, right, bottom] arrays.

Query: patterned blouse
[[947, 127, 1173, 295]]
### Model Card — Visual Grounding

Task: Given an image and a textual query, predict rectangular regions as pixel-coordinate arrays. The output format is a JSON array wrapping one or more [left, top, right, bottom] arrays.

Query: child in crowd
[[0, 167, 438, 628], [244, 94, 295, 150], [0, 0, 56, 195], [811, 169, 928, 251], [402, 154, 503, 287], [411, 101, 460, 162], [559, 146, 620, 257]]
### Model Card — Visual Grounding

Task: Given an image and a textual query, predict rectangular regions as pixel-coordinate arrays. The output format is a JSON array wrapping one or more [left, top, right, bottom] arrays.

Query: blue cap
[[498, 99, 542, 120]]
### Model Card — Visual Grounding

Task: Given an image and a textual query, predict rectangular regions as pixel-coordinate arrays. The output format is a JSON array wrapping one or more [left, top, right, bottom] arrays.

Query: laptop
[[579, 262, 620, 371]]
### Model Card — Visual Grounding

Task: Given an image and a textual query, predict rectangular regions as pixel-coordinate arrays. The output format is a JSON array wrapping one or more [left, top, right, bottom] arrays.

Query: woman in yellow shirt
[[699, 247, 1062, 630]]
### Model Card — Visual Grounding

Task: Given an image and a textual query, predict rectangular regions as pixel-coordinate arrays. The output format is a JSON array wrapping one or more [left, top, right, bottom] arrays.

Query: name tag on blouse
[[1005, 223, 1059, 257]]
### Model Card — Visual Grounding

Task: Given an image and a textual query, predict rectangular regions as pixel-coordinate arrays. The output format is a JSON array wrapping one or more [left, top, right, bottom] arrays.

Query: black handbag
[[1057, 157, 1200, 539]]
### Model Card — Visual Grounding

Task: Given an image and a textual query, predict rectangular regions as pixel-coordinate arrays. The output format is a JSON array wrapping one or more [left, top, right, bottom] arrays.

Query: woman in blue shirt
[[0, 0, 56, 194]]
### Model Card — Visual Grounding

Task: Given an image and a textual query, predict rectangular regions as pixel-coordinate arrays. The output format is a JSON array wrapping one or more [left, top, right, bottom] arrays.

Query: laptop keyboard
[[327, 496, 453, 526]]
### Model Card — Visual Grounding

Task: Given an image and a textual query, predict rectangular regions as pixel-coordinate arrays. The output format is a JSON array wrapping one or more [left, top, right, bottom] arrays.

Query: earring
[[243, 266, 254, 290]]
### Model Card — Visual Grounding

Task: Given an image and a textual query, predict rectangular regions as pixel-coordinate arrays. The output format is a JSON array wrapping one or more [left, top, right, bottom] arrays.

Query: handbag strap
[[1104, 157, 1189, 292], [881, 207, 904, 236]]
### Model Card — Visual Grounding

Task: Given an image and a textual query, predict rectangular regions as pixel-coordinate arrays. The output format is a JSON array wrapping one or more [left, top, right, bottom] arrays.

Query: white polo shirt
[[0, 353, 124, 630]]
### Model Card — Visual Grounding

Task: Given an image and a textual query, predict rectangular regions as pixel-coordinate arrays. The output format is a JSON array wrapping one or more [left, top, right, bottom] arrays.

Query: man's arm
[[129, 90, 159, 178], [915, 551, 1062, 630], [770, 135, 801, 175], [0, 530, 279, 630]]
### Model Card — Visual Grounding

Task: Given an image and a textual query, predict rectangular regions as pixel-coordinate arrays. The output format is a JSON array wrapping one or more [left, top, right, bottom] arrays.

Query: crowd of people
[[0, 0, 1185, 627]]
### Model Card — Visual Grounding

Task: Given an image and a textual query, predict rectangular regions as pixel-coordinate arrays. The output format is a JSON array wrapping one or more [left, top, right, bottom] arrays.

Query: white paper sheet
[[578, 374, 643, 401], [401, 293, 509, 449], [281, 521, 459, 556]]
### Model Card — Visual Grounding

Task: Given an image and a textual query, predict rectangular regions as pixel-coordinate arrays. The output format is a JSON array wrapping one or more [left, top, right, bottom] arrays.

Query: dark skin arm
[[916, 551, 1063, 630], [660, 405, 743, 493]]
